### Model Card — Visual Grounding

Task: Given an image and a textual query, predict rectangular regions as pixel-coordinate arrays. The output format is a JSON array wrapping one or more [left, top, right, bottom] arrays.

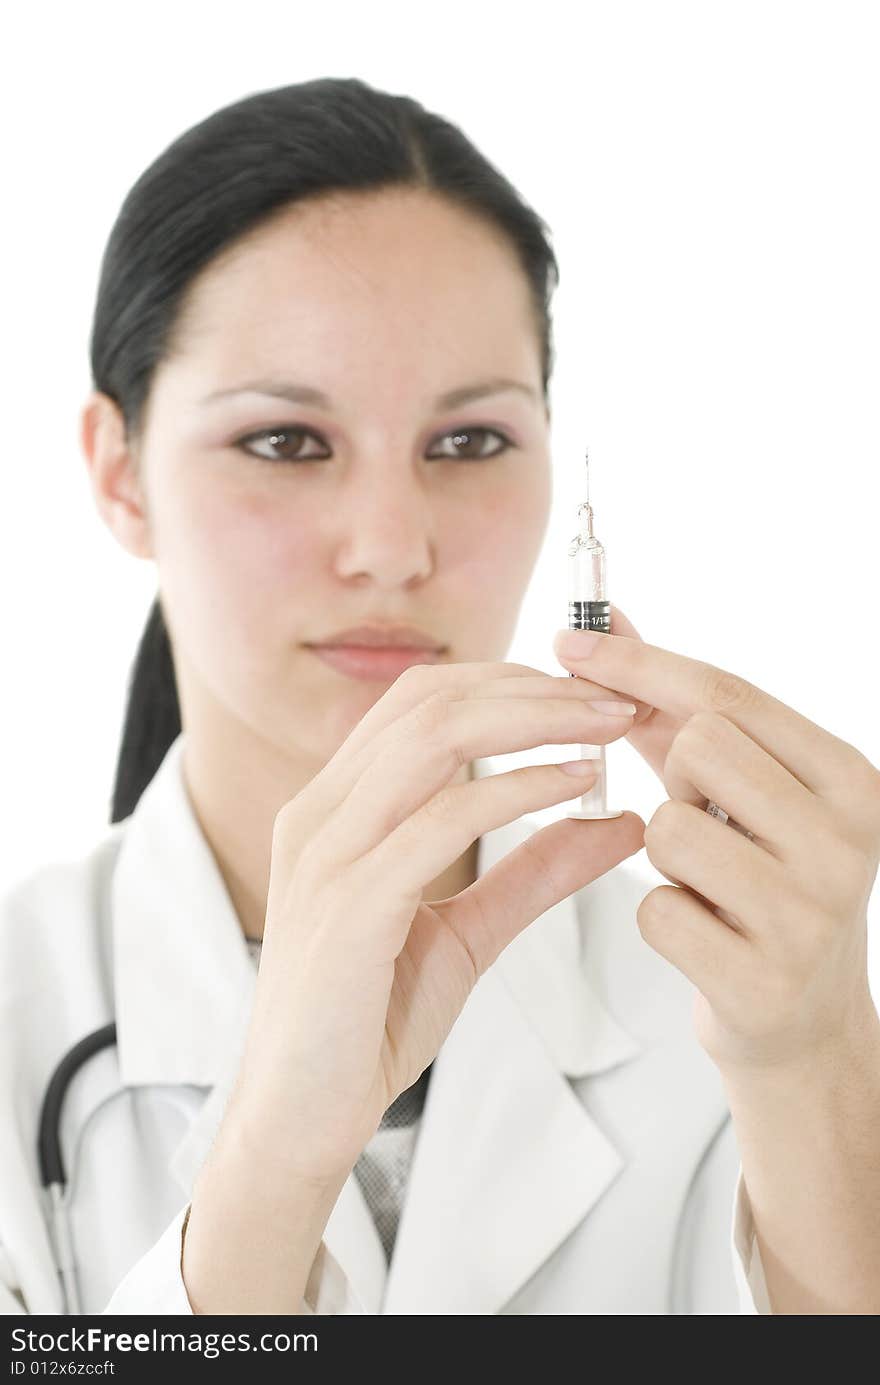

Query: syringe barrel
[[566, 532, 617, 818], [569, 740, 609, 816], [568, 597, 612, 635], [567, 536, 608, 607]]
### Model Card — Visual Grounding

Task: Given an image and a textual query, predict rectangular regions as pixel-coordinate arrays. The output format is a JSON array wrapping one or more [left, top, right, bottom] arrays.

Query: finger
[[609, 604, 645, 641], [289, 671, 638, 830], [465, 675, 651, 740], [635, 884, 751, 1024], [433, 812, 645, 975], [553, 624, 862, 801], [333, 659, 646, 762], [661, 711, 829, 864], [568, 604, 656, 730], [388, 807, 645, 975], [328, 660, 543, 761], [578, 606, 689, 779], [312, 694, 637, 869], [644, 800, 784, 939]]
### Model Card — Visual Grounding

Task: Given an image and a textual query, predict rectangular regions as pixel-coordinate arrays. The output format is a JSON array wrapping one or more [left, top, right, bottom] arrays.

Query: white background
[[3, 1, 878, 995]]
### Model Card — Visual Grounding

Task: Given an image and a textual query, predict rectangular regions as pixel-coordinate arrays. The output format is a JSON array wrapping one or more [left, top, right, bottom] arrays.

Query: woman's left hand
[[552, 606, 880, 1074]]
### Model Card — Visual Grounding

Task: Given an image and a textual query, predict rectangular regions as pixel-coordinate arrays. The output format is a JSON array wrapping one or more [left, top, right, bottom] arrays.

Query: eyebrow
[[198, 376, 539, 410]]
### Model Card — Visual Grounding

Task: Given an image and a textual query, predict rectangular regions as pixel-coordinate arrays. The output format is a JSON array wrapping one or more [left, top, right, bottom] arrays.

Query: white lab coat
[[0, 733, 770, 1315]]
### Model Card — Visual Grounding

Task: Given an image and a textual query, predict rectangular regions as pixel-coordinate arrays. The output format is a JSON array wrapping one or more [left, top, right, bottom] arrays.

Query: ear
[[79, 391, 155, 561], [609, 603, 644, 642]]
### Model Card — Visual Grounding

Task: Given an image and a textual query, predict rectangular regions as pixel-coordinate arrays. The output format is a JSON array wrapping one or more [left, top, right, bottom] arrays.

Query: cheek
[[161, 476, 313, 649], [447, 465, 550, 593], [158, 457, 549, 655]]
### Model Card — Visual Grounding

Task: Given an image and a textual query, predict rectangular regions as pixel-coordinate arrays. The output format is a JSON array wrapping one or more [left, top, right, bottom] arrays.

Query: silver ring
[[705, 800, 755, 842]]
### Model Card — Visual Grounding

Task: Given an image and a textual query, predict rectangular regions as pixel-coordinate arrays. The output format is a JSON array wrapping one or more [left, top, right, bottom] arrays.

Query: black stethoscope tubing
[[37, 1022, 118, 1314]]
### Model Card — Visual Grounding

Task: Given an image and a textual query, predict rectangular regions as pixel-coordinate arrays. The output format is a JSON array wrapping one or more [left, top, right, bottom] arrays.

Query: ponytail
[[109, 596, 181, 824]]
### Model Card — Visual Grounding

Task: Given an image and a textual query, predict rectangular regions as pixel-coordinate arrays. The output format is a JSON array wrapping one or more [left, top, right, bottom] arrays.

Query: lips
[[307, 624, 445, 651], [307, 643, 444, 682]]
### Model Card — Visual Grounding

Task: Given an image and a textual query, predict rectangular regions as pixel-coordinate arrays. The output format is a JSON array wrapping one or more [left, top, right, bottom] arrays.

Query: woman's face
[[91, 186, 552, 765]]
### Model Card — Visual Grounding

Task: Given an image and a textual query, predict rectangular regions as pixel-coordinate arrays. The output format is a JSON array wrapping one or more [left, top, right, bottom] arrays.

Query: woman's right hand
[[226, 657, 646, 1186]]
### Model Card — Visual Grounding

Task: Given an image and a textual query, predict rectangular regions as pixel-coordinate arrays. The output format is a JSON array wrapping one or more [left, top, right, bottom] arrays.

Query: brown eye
[[426, 427, 512, 461], [234, 423, 514, 465], [235, 426, 331, 463]]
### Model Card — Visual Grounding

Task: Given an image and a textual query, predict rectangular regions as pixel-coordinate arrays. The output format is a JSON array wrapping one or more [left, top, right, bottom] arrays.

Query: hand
[[552, 608, 880, 1074], [227, 659, 645, 1185]]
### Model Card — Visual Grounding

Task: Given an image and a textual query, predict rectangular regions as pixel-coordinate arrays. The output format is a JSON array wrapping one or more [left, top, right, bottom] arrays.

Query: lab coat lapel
[[111, 734, 257, 1197], [112, 733, 389, 1315], [381, 795, 645, 1315], [380, 968, 626, 1314], [166, 1056, 390, 1317], [112, 734, 257, 1092], [320, 1167, 389, 1314]]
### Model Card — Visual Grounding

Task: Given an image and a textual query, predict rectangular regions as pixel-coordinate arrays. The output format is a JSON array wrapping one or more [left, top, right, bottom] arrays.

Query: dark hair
[[90, 77, 561, 825]]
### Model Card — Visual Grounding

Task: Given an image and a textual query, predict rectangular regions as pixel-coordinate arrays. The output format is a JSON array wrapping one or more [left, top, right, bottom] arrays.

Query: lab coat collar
[[111, 733, 257, 1091], [112, 732, 649, 1313]]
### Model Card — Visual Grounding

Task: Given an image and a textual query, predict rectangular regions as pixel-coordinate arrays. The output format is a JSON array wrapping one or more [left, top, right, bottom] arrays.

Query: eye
[[234, 426, 331, 463], [426, 426, 513, 461]]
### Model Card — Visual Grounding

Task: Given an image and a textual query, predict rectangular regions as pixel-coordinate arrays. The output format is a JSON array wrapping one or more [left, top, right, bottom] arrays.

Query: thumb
[[609, 603, 644, 642], [441, 813, 645, 976]]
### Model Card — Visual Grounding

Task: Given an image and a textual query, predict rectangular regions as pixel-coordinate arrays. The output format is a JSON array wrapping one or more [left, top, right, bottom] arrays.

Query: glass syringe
[[563, 450, 754, 846], [565, 449, 624, 822]]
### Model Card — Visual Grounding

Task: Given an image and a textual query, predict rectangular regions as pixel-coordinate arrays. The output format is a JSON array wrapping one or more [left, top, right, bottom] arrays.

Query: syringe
[[564, 448, 754, 847], [565, 450, 624, 822]]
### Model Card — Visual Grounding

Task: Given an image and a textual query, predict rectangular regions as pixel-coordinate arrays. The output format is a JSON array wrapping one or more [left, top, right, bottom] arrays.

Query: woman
[[2, 78, 878, 1317]]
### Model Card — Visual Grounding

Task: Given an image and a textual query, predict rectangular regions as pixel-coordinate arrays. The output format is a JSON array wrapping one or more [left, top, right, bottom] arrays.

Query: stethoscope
[[37, 1021, 118, 1316], [35, 1021, 737, 1316], [35, 963, 747, 1317]]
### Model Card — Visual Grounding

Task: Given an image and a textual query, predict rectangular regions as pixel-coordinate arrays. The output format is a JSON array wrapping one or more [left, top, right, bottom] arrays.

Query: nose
[[332, 468, 435, 587]]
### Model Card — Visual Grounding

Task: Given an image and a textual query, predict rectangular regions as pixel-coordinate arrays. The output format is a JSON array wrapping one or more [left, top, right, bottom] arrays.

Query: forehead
[[167, 188, 542, 391]]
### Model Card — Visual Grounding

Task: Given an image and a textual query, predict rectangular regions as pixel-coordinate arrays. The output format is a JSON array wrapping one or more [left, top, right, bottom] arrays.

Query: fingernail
[[587, 700, 636, 716], [558, 759, 601, 776], [554, 629, 606, 658]]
